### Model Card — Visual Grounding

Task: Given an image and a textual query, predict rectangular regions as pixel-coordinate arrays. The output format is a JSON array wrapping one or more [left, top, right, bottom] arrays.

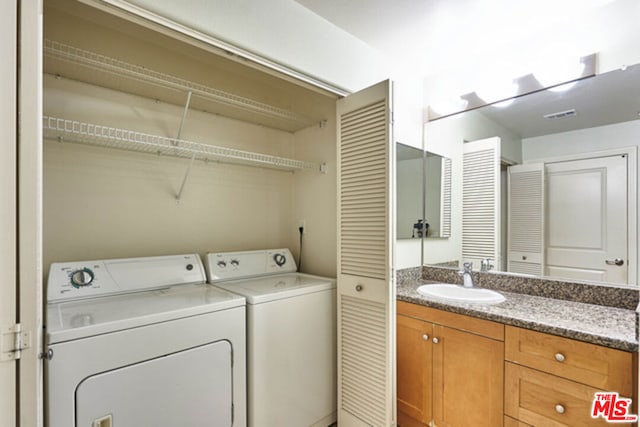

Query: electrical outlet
[[297, 219, 306, 233]]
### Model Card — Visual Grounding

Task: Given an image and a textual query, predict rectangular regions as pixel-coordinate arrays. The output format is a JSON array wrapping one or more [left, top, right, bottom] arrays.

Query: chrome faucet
[[458, 262, 475, 288]]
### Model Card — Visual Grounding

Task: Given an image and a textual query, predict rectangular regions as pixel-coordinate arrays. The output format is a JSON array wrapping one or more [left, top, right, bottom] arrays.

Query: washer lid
[[213, 273, 336, 304], [47, 283, 245, 344]]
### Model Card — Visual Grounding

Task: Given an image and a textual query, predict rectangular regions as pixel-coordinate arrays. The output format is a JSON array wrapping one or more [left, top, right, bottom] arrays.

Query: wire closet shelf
[[44, 39, 316, 130], [43, 116, 318, 172]]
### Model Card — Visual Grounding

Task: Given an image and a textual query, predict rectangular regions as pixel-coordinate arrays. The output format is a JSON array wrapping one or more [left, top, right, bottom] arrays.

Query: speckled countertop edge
[[397, 279, 638, 352]]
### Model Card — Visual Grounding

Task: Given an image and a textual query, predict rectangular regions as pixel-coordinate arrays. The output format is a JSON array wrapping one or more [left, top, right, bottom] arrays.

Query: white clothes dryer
[[206, 249, 336, 427], [45, 254, 246, 427]]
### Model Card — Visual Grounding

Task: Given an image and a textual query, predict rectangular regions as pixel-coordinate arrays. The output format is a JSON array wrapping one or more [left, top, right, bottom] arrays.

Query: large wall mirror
[[424, 62, 640, 286], [397, 143, 451, 240]]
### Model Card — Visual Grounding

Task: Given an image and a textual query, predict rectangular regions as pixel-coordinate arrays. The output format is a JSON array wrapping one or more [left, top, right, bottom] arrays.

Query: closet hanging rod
[[44, 39, 315, 129], [42, 116, 319, 172]]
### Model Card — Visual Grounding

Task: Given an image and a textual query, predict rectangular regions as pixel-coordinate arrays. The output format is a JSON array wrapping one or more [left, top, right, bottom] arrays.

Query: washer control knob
[[273, 253, 286, 266], [217, 260, 227, 268], [70, 268, 94, 287], [230, 259, 240, 267]]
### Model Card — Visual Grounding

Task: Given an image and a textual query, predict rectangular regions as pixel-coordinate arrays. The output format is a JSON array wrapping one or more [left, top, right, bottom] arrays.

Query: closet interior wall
[[43, 0, 337, 277]]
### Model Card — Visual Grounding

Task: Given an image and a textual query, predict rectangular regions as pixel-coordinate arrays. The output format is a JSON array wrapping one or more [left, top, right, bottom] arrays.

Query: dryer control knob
[[273, 253, 286, 266], [217, 260, 227, 268], [70, 268, 94, 288]]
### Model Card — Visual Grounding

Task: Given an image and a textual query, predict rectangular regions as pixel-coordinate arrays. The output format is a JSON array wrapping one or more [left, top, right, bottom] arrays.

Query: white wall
[[523, 120, 640, 161], [292, 111, 338, 277], [43, 76, 309, 270]]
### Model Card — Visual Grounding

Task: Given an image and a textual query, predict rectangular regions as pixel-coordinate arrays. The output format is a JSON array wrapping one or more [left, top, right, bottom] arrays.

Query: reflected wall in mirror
[[397, 143, 452, 239], [424, 62, 640, 286], [396, 143, 423, 239], [424, 151, 451, 239]]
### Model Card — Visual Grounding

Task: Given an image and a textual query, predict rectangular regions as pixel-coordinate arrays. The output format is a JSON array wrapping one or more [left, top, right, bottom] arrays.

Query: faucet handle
[[480, 258, 494, 272], [463, 262, 473, 272]]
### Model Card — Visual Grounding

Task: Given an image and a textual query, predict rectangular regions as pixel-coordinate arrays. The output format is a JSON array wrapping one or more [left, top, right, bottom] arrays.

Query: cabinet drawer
[[505, 362, 635, 426], [397, 301, 504, 341], [505, 326, 632, 394]]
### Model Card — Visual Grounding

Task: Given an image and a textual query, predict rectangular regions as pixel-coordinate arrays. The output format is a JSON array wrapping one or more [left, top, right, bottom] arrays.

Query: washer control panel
[[206, 249, 296, 281], [47, 254, 205, 302]]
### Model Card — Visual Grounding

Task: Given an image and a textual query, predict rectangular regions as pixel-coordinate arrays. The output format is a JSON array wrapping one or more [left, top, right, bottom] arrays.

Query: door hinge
[[1, 324, 32, 362]]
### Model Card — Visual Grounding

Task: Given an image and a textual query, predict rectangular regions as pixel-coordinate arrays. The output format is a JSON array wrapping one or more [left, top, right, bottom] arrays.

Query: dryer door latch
[[0, 324, 31, 362]]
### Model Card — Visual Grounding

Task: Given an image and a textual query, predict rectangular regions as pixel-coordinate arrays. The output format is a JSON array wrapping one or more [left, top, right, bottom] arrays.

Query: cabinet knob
[[555, 404, 565, 414], [422, 334, 429, 341], [355, 284, 363, 292], [432, 337, 439, 344], [554, 353, 566, 362]]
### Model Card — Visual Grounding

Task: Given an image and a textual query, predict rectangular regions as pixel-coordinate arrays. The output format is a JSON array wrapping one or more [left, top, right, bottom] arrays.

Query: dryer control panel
[[206, 249, 296, 282], [47, 254, 205, 302]]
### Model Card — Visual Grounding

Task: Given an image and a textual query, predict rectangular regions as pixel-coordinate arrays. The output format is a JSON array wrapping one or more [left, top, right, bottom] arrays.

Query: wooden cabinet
[[397, 304, 637, 427], [397, 301, 505, 427], [397, 314, 432, 424], [505, 326, 637, 427]]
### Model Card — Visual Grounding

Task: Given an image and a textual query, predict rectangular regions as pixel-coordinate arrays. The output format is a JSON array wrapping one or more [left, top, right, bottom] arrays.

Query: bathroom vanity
[[396, 269, 638, 427]]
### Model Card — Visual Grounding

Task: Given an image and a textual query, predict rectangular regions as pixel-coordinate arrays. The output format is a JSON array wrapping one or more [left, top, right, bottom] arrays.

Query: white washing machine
[[45, 254, 247, 427], [206, 249, 336, 427]]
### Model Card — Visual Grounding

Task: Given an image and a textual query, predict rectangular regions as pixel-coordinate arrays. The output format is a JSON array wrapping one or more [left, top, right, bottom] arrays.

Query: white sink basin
[[417, 284, 505, 304]]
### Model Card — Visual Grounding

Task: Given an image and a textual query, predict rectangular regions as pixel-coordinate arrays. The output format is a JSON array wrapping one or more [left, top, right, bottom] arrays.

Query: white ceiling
[[295, 0, 640, 136], [294, 0, 620, 78]]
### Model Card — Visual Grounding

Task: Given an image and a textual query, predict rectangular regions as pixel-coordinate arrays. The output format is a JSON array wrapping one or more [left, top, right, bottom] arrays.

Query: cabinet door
[[397, 315, 432, 426], [432, 325, 504, 427]]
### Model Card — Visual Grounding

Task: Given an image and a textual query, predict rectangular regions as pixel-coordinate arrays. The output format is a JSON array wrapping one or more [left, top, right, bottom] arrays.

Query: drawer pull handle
[[422, 334, 430, 341], [555, 404, 565, 414], [554, 353, 566, 362], [432, 337, 440, 344]]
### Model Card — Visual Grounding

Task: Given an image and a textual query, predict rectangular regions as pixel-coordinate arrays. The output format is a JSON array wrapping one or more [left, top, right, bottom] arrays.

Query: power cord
[[297, 226, 304, 272]]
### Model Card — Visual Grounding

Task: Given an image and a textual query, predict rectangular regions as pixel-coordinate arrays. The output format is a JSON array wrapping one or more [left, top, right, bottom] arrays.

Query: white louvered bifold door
[[440, 157, 452, 238], [462, 137, 500, 268], [337, 80, 395, 427], [508, 163, 545, 275]]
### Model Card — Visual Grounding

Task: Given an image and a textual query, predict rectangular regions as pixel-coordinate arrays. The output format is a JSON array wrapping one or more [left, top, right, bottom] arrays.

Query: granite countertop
[[397, 279, 638, 352]]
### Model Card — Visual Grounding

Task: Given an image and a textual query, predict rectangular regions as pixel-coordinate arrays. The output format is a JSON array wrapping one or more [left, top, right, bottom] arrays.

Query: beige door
[[546, 155, 628, 284], [0, 2, 17, 425], [19, 1, 44, 425]]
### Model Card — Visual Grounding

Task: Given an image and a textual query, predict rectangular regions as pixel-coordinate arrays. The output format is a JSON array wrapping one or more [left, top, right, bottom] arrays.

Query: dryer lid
[[213, 273, 335, 304], [47, 283, 245, 343]]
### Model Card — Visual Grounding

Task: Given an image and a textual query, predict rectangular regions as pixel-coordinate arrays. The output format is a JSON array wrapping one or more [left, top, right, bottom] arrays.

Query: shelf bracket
[[176, 152, 197, 202], [175, 91, 194, 201], [176, 91, 193, 141]]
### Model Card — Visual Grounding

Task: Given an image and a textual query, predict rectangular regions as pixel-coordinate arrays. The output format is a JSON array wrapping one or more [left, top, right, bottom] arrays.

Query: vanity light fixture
[[534, 56, 586, 92], [428, 97, 469, 117], [475, 80, 519, 107], [425, 54, 596, 121]]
